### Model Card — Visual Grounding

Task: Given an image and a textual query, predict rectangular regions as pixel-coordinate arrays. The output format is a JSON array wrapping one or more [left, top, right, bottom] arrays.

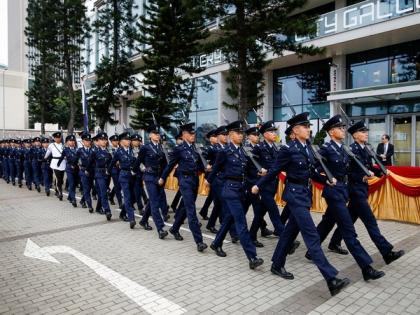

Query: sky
[[0, 0, 7, 67]]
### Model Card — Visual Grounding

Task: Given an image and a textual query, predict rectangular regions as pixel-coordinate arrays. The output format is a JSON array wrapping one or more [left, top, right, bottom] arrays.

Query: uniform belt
[[225, 176, 245, 182], [52, 157, 60, 159], [335, 175, 348, 183], [181, 171, 197, 176], [287, 177, 310, 186]]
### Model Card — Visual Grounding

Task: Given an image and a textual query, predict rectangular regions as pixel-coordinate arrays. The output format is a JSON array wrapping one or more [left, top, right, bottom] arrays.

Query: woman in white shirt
[[44, 131, 66, 200]]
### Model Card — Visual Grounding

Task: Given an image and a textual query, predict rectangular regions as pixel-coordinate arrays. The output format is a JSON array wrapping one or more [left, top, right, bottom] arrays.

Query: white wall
[[0, 70, 29, 131]]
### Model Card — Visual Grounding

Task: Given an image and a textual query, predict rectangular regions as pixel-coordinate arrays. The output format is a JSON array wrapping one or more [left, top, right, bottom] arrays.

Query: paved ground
[[1, 180, 420, 315]]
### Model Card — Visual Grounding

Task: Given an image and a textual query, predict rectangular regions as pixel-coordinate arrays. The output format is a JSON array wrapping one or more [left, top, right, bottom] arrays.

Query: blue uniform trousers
[[42, 164, 52, 191], [329, 196, 393, 257], [171, 175, 203, 244], [272, 184, 338, 281], [32, 161, 41, 186], [24, 161, 32, 186], [141, 179, 166, 231], [79, 171, 93, 208], [95, 170, 111, 213], [250, 181, 284, 240], [213, 180, 256, 260], [119, 171, 136, 221], [66, 167, 77, 202], [110, 168, 123, 206], [317, 186, 373, 270]]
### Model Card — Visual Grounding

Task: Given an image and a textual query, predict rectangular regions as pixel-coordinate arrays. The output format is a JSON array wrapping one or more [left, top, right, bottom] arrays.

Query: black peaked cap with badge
[[109, 134, 119, 142], [65, 134, 76, 142], [226, 120, 245, 132], [147, 124, 160, 134], [286, 112, 311, 128], [245, 126, 259, 136], [180, 122, 195, 133], [52, 131, 62, 138], [214, 125, 228, 135], [259, 120, 277, 134], [96, 131, 108, 140], [348, 120, 369, 135], [321, 114, 346, 132], [119, 131, 131, 141], [206, 129, 217, 139], [130, 133, 142, 141]]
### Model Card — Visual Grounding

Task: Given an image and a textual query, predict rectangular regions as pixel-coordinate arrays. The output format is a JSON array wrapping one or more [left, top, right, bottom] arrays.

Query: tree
[[130, 0, 211, 130], [90, 0, 138, 130], [206, 0, 323, 119], [25, 0, 60, 134], [56, 0, 90, 133]]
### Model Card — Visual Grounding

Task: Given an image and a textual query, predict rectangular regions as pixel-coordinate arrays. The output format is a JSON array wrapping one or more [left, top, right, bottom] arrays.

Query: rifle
[[306, 141, 335, 184], [193, 143, 208, 169], [342, 145, 371, 177], [242, 145, 263, 172], [252, 108, 263, 125], [365, 143, 387, 175]]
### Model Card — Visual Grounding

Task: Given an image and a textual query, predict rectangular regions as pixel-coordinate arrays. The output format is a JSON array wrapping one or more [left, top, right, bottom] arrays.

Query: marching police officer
[[138, 124, 169, 238], [310, 115, 386, 281], [40, 137, 52, 196], [251, 112, 349, 296], [108, 134, 124, 212], [31, 136, 43, 192], [58, 134, 79, 207], [22, 138, 33, 189], [131, 133, 147, 214], [159, 122, 208, 252], [318, 119, 405, 265], [206, 120, 264, 269], [77, 132, 95, 213], [45, 131, 66, 201], [109, 132, 138, 228], [90, 131, 112, 221]]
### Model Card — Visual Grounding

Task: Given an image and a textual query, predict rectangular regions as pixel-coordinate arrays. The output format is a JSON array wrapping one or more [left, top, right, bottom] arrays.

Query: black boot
[[72, 200, 77, 208], [362, 266, 385, 281], [383, 250, 405, 265], [197, 242, 208, 252], [159, 230, 169, 239], [328, 244, 349, 255], [210, 243, 226, 257], [271, 264, 293, 279], [327, 277, 350, 296], [139, 221, 153, 231], [169, 228, 183, 241], [249, 257, 264, 270], [106, 212, 112, 221], [129, 221, 136, 229]]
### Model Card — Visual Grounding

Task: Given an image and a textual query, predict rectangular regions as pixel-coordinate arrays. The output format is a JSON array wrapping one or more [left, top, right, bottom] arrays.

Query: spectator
[[376, 134, 394, 166]]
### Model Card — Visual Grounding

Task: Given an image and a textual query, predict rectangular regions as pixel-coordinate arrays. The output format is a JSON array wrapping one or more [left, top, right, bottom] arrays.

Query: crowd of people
[[0, 113, 405, 297]]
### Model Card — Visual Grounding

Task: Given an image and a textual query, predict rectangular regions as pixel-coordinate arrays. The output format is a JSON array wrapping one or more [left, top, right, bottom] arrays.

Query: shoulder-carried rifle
[[365, 143, 387, 175]]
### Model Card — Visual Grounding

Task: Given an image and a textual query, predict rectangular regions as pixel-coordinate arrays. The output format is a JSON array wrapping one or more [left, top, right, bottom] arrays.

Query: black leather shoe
[[328, 244, 349, 255], [271, 264, 294, 279], [383, 250, 405, 265], [253, 240, 264, 248], [305, 251, 312, 261], [129, 221, 136, 229], [46, 190, 50, 197], [210, 243, 227, 257], [159, 230, 169, 239], [58, 194, 63, 201], [197, 242, 208, 252], [18, 183, 22, 188], [92, 195, 97, 201], [261, 228, 274, 238], [88, 207, 94, 213], [362, 266, 385, 281], [200, 213, 209, 220], [249, 257, 264, 270], [164, 214, 170, 222], [36, 185, 41, 192], [231, 237, 239, 244], [169, 228, 183, 241], [106, 213, 112, 221], [109, 199, 115, 205], [72, 201, 77, 208], [28, 185, 32, 190], [139, 221, 153, 231], [288, 240, 300, 255], [80, 202, 87, 208], [206, 226, 218, 234], [328, 277, 350, 296], [12, 182, 15, 186]]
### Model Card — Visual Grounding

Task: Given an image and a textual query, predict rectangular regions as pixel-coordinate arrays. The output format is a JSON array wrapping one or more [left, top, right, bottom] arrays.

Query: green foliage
[[205, 0, 323, 119], [90, 0, 138, 130], [130, 0, 211, 130], [313, 129, 327, 146]]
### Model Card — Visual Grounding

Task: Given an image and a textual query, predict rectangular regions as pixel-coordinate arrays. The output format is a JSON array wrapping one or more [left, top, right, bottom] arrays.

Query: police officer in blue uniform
[[206, 120, 264, 269], [243, 126, 273, 240], [41, 137, 52, 196], [249, 121, 290, 249], [159, 122, 207, 252], [169, 131, 183, 213], [3, 139, 11, 183], [138, 124, 169, 238], [317, 119, 405, 266], [90, 131, 112, 221], [252, 112, 349, 296], [131, 133, 148, 214], [76, 132, 95, 213], [31, 136, 43, 192], [306, 115, 385, 282], [8, 139, 17, 185], [204, 126, 227, 233], [108, 134, 124, 210], [58, 134, 79, 207], [15, 139, 24, 188], [109, 132, 138, 228], [22, 138, 33, 189], [278, 125, 294, 225]]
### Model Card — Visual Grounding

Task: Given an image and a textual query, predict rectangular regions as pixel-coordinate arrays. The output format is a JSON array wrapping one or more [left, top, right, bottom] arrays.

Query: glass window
[[393, 116, 412, 166], [273, 60, 331, 122], [416, 116, 420, 166]]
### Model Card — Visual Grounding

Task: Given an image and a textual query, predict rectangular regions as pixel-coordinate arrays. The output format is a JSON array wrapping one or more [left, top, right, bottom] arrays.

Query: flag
[[81, 78, 89, 132]]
